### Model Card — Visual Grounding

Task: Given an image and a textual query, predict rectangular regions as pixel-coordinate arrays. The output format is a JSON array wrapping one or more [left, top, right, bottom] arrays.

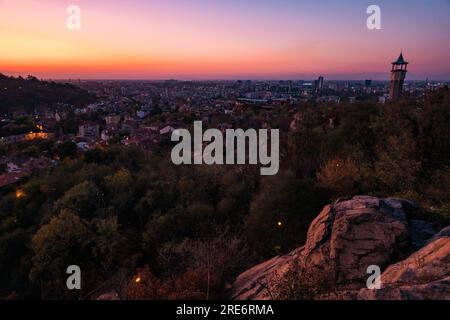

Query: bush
[[317, 158, 363, 197], [270, 260, 338, 300]]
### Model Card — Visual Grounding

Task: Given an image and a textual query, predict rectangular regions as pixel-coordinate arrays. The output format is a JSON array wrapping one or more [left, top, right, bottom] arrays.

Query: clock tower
[[390, 52, 408, 101]]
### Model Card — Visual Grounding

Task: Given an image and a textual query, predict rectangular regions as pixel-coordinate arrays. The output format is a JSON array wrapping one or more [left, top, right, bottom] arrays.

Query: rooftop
[[392, 52, 409, 65]]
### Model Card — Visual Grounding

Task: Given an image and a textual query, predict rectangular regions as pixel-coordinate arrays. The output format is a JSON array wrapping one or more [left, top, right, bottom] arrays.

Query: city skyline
[[1, 0, 450, 80]]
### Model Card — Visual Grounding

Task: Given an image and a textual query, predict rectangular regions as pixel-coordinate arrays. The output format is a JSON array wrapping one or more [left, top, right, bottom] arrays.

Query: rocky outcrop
[[230, 247, 304, 300], [96, 291, 121, 300], [358, 233, 450, 300], [302, 196, 411, 287], [231, 196, 449, 300]]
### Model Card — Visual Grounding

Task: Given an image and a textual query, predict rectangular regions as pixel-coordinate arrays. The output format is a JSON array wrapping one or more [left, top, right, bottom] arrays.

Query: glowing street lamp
[[16, 189, 26, 199]]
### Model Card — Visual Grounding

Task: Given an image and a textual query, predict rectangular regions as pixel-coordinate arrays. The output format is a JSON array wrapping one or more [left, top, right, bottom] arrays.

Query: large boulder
[[302, 196, 411, 287], [358, 231, 450, 300], [230, 196, 440, 300]]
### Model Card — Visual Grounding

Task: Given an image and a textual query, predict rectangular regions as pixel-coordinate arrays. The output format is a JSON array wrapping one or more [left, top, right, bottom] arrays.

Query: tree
[[245, 170, 325, 257], [54, 141, 78, 159], [374, 133, 421, 194], [55, 181, 102, 218], [30, 210, 94, 298], [92, 216, 128, 271], [134, 183, 176, 226], [103, 168, 134, 216], [0, 229, 30, 298]]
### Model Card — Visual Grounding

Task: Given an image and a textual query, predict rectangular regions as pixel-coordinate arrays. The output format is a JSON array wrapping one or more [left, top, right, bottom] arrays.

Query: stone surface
[[96, 291, 121, 300], [230, 196, 449, 300], [302, 196, 410, 287], [358, 233, 450, 300], [428, 226, 450, 243], [230, 247, 304, 300]]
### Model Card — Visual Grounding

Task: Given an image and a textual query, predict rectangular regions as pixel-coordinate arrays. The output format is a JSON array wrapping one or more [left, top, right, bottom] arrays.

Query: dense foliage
[[0, 74, 96, 114], [0, 87, 449, 299]]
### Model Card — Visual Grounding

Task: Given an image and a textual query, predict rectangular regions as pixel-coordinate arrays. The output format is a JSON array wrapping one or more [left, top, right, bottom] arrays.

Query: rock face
[[303, 196, 411, 287], [96, 291, 121, 300], [230, 247, 304, 300], [230, 196, 449, 300], [358, 233, 450, 300]]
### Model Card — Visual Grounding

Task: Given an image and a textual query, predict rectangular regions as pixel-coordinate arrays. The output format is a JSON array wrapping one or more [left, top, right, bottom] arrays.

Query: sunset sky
[[1, 0, 449, 80]]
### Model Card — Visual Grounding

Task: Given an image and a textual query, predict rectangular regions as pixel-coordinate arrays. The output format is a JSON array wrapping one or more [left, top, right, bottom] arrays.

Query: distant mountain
[[0, 74, 96, 114]]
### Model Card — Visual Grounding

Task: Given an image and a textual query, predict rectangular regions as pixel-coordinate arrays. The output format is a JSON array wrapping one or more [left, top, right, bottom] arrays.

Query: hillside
[[0, 74, 96, 113], [0, 88, 449, 299]]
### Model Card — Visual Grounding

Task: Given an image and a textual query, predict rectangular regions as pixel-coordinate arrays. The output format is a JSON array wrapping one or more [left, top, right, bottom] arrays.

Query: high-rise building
[[315, 76, 324, 91], [365, 79, 372, 87], [389, 52, 408, 101]]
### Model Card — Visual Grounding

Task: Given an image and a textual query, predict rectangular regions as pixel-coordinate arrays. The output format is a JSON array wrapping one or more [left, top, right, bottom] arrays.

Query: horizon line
[[3, 72, 450, 83]]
